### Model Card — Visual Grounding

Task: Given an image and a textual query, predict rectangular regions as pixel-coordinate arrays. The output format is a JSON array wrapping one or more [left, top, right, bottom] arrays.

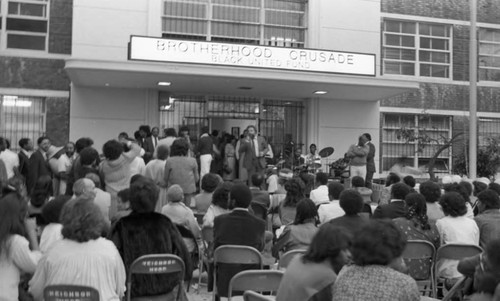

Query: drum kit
[[274, 146, 335, 176]]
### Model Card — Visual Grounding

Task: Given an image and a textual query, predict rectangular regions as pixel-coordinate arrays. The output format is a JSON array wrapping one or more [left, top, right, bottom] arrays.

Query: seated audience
[[110, 176, 192, 299], [403, 175, 416, 189], [276, 223, 353, 301], [458, 239, 500, 297], [373, 183, 411, 219], [279, 177, 305, 225], [144, 144, 169, 212], [39, 195, 71, 253], [351, 175, 373, 217], [86, 173, 112, 220], [202, 182, 232, 228], [111, 188, 131, 226], [379, 172, 400, 205], [161, 184, 200, 252], [213, 183, 266, 297], [393, 192, 440, 280], [73, 178, 111, 227], [317, 182, 345, 224], [436, 192, 480, 279], [28, 175, 53, 225], [329, 189, 370, 235], [444, 182, 474, 218], [29, 195, 126, 301], [474, 189, 500, 249], [332, 219, 420, 301], [249, 173, 270, 208], [0, 192, 41, 301], [272, 198, 318, 259], [194, 173, 220, 213], [309, 172, 330, 205], [419, 180, 444, 222]]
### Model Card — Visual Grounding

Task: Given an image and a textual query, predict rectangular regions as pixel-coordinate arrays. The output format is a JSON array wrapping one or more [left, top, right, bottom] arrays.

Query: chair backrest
[[402, 240, 436, 279], [44, 285, 99, 301], [214, 245, 263, 267], [278, 249, 306, 269], [127, 254, 185, 301], [250, 202, 268, 220], [229, 270, 284, 299], [243, 290, 275, 301], [436, 244, 483, 262]]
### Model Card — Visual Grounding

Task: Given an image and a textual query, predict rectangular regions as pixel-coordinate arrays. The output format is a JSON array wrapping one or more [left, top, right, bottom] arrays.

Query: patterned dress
[[393, 217, 441, 280], [333, 265, 420, 301]]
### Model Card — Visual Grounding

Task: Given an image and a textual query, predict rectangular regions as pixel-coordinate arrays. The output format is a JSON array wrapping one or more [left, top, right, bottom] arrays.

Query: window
[[162, 0, 307, 48], [0, 0, 49, 51], [0, 95, 46, 151], [381, 113, 452, 174], [382, 20, 451, 78], [479, 28, 500, 81]]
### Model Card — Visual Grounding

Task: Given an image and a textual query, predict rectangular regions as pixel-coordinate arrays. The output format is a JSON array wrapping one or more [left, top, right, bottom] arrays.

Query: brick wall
[[49, 0, 73, 54], [382, 0, 500, 24], [0, 57, 69, 91], [46, 97, 70, 146]]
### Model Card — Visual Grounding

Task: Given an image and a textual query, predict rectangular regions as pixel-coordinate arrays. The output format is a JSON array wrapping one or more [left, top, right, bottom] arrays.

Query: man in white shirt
[[309, 172, 330, 205], [0, 138, 19, 179], [318, 182, 345, 224], [57, 142, 76, 195]]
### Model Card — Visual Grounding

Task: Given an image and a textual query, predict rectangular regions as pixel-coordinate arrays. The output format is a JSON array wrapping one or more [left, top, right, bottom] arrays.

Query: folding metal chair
[[435, 244, 483, 300], [442, 277, 468, 301], [228, 270, 284, 300], [197, 226, 214, 293], [44, 285, 99, 301], [278, 249, 306, 269], [127, 254, 185, 301], [243, 290, 275, 301], [213, 245, 263, 301], [402, 240, 436, 297]]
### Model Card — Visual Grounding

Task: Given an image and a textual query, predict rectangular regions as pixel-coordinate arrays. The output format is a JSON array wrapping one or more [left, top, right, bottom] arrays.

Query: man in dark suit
[[213, 183, 266, 298], [27, 136, 52, 193], [238, 125, 268, 185], [143, 126, 159, 163], [363, 133, 376, 189], [18, 138, 33, 183], [373, 183, 411, 219]]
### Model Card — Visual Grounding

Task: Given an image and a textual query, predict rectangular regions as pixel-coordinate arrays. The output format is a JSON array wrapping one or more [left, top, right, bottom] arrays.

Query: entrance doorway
[[210, 118, 256, 139]]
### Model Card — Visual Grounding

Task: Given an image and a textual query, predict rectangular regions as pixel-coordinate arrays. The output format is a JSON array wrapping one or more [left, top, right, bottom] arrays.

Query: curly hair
[[439, 192, 467, 217], [419, 181, 441, 203], [201, 173, 220, 193], [212, 182, 233, 209], [477, 189, 500, 210], [352, 219, 406, 266], [339, 189, 363, 215], [444, 183, 471, 204], [303, 223, 352, 266], [385, 173, 400, 187], [283, 177, 305, 207], [102, 140, 124, 160], [129, 176, 159, 213], [293, 198, 318, 225], [60, 195, 105, 242], [404, 193, 431, 230], [170, 138, 189, 157]]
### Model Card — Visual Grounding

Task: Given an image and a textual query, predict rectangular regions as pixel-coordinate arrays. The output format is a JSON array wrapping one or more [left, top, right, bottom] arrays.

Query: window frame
[[161, 0, 307, 48], [0, 0, 50, 52], [382, 19, 453, 78], [478, 27, 500, 82]]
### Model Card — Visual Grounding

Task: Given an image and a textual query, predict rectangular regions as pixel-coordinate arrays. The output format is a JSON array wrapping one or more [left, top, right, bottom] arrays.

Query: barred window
[[479, 28, 500, 82], [381, 113, 452, 175], [0, 95, 46, 151], [382, 20, 451, 78], [162, 0, 307, 48], [0, 0, 49, 51]]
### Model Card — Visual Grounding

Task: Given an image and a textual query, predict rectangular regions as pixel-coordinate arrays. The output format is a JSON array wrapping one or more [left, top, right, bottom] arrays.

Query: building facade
[[2, 0, 497, 179]]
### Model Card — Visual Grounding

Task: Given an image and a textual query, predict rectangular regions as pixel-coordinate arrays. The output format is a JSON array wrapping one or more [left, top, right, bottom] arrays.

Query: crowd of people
[[1, 127, 500, 301]]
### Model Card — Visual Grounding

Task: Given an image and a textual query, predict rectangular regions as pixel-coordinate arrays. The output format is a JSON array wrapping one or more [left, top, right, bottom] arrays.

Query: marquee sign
[[129, 36, 376, 76]]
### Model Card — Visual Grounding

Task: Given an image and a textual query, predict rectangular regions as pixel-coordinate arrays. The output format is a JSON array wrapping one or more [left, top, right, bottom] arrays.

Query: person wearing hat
[[161, 184, 200, 251]]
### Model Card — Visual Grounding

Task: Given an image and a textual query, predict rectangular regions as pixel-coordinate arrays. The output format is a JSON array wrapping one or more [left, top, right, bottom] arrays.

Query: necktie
[[154, 137, 157, 148]]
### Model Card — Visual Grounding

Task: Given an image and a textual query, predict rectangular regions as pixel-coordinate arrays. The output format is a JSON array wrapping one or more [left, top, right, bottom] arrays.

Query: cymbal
[[276, 160, 285, 166], [319, 147, 334, 158]]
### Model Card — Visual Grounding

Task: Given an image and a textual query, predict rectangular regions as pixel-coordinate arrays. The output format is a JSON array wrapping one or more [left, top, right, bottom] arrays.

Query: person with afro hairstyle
[[317, 182, 345, 224], [279, 177, 305, 225], [436, 192, 479, 279], [419, 180, 444, 222], [329, 189, 369, 235], [194, 173, 221, 213], [332, 219, 420, 301]]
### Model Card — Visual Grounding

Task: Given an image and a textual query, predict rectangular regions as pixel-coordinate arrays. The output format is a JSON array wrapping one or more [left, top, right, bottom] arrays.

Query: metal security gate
[[0, 95, 46, 151]]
